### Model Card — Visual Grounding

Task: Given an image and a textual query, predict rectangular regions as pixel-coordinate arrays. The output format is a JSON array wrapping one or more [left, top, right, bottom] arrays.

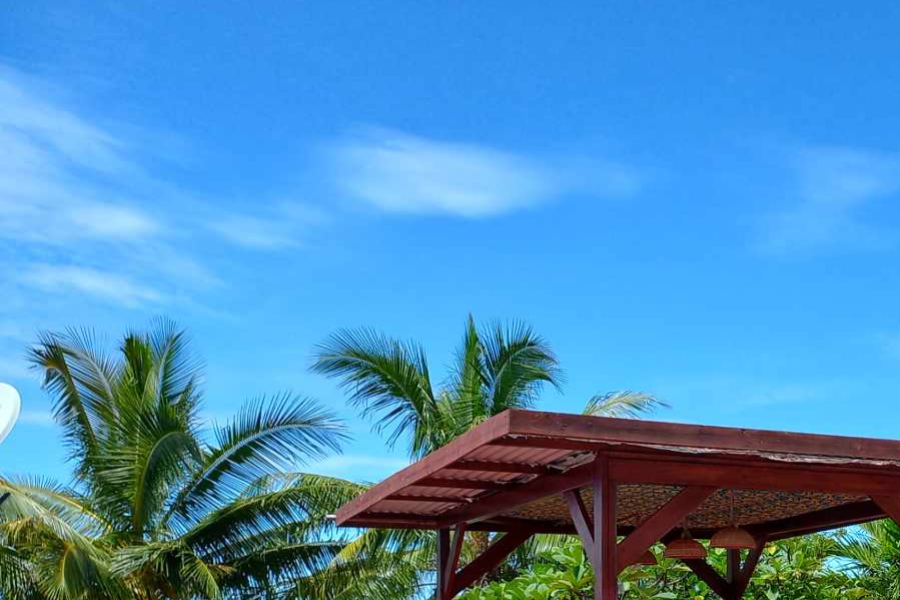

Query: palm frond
[[98, 399, 202, 537], [583, 390, 669, 419], [184, 473, 359, 557], [446, 315, 489, 439], [28, 328, 120, 479], [480, 320, 562, 414], [148, 317, 203, 406], [311, 328, 437, 456], [165, 395, 346, 531], [0, 476, 109, 536]]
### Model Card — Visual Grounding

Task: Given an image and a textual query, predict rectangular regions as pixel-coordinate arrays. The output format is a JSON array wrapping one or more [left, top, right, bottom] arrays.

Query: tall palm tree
[[312, 315, 666, 593], [0, 320, 412, 600], [312, 315, 665, 460]]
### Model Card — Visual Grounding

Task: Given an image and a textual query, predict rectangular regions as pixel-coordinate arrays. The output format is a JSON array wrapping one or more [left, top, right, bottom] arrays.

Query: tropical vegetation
[[2, 315, 900, 600], [458, 535, 875, 600], [0, 320, 413, 600]]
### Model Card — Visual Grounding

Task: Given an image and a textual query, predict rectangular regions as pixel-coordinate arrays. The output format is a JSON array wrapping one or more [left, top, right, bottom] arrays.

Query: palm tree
[[312, 315, 666, 594], [312, 315, 665, 460], [836, 520, 900, 599], [0, 319, 412, 600]]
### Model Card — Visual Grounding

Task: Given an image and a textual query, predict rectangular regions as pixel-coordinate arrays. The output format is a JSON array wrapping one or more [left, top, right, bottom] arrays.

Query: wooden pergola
[[336, 410, 900, 599]]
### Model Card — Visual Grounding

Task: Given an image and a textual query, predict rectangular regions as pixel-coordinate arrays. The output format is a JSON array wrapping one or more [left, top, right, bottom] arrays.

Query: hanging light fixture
[[663, 521, 707, 560], [710, 490, 757, 550]]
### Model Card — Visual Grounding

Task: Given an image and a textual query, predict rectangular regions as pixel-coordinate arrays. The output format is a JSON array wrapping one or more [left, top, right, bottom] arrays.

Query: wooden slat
[[415, 478, 504, 490], [388, 494, 470, 503], [443, 460, 551, 475], [336, 412, 513, 525], [438, 462, 595, 526]]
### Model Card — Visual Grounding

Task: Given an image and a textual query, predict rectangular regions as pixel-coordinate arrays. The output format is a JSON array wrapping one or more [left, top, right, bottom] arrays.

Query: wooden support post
[[437, 528, 451, 600], [442, 523, 467, 598], [684, 558, 733, 599], [593, 456, 617, 600], [732, 541, 765, 599]]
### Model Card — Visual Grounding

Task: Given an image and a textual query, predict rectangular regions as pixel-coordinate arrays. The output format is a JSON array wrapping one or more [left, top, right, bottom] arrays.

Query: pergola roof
[[337, 410, 900, 540]]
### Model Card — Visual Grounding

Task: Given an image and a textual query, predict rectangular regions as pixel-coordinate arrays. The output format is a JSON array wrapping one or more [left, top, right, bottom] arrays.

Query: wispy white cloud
[[208, 203, 330, 250], [326, 127, 642, 218], [0, 66, 189, 312], [0, 65, 287, 315], [757, 144, 900, 255], [20, 264, 164, 308]]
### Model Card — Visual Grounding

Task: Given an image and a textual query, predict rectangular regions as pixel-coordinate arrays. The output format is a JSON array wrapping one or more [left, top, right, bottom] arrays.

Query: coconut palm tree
[[312, 315, 666, 595], [0, 320, 413, 600], [312, 315, 665, 460]]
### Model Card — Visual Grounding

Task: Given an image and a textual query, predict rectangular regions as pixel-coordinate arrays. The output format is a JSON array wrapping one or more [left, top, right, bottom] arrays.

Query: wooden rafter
[[616, 485, 717, 572], [441, 529, 533, 599]]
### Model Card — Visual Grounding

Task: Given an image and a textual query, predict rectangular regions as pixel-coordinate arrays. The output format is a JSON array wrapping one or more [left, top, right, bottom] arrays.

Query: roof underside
[[337, 411, 900, 539]]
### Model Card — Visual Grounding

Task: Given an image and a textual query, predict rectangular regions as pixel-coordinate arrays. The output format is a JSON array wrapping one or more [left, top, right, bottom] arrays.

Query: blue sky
[[2, 1, 900, 484]]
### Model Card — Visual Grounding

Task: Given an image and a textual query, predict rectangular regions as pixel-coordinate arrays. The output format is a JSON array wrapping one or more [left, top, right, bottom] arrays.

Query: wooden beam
[[593, 457, 617, 600], [563, 489, 595, 557], [507, 410, 900, 464], [448, 530, 533, 597], [617, 486, 717, 572], [871, 495, 900, 525], [733, 541, 765, 598], [610, 457, 900, 495], [684, 559, 732, 599], [759, 500, 885, 541], [442, 523, 467, 598], [439, 462, 596, 526]]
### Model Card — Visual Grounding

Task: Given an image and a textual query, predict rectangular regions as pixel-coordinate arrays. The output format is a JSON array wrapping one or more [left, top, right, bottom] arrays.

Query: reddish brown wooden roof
[[336, 410, 900, 540]]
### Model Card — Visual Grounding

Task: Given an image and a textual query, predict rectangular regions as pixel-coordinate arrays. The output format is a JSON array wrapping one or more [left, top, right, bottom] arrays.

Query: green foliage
[[0, 319, 417, 600], [312, 315, 563, 458], [836, 519, 900, 599], [459, 535, 878, 600]]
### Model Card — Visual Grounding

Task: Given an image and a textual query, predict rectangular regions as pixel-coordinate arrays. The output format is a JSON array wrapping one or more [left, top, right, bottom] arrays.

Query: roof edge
[[335, 410, 514, 525], [506, 410, 900, 463]]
